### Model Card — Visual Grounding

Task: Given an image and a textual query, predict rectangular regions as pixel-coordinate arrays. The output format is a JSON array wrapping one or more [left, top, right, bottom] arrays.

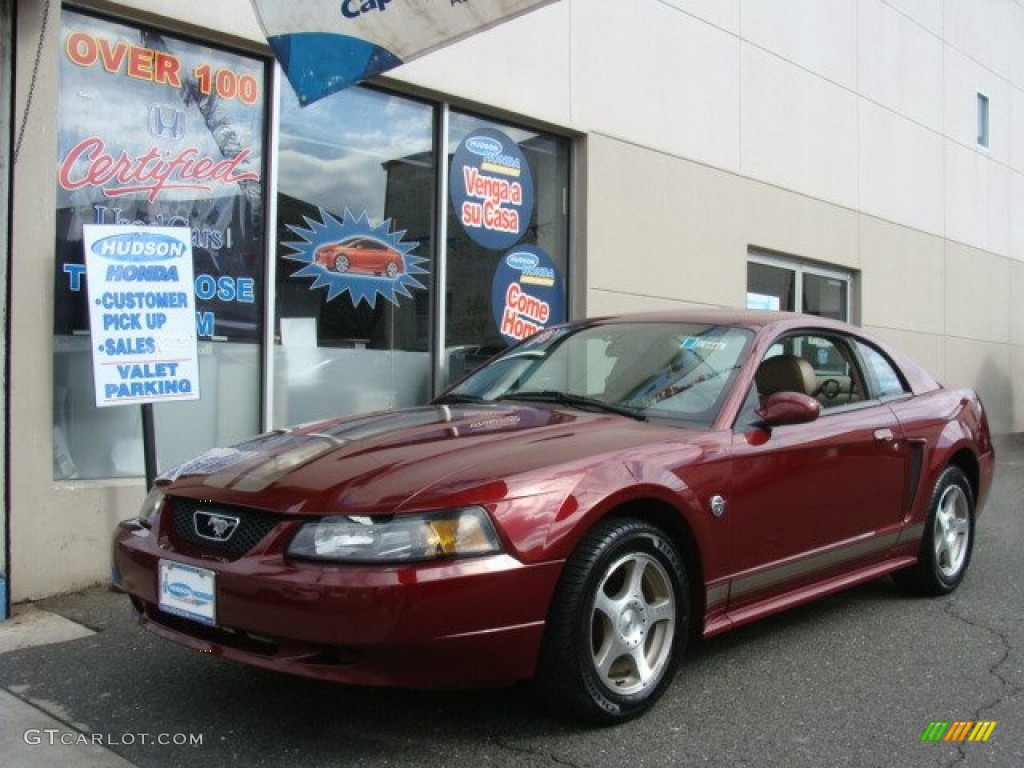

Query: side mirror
[[755, 391, 821, 427]]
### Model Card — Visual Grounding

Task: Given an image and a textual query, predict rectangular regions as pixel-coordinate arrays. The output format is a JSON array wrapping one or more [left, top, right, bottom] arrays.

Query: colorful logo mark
[[449, 127, 534, 250], [283, 208, 427, 307], [490, 245, 564, 344], [920, 721, 997, 743]]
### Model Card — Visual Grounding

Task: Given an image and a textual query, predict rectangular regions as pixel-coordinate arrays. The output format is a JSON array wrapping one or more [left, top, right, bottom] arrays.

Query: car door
[[724, 332, 910, 609]]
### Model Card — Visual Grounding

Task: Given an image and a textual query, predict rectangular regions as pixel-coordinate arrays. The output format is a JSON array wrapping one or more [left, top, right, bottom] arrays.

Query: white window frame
[[977, 91, 990, 149], [747, 251, 854, 323]]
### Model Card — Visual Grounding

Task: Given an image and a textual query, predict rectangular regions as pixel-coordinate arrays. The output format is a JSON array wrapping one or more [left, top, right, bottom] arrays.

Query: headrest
[[755, 354, 816, 397]]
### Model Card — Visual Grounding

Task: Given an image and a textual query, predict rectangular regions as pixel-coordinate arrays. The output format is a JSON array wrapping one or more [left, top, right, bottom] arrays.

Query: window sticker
[[490, 245, 564, 344], [282, 207, 428, 307], [82, 224, 201, 407], [449, 128, 535, 250], [681, 338, 726, 352]]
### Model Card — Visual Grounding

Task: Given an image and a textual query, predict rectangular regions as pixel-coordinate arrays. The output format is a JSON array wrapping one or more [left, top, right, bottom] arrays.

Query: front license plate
[[159, 560, 216, 626]]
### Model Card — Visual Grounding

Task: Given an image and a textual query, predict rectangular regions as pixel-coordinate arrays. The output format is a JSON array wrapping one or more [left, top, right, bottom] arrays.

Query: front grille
[[169, 497, 280, 556]]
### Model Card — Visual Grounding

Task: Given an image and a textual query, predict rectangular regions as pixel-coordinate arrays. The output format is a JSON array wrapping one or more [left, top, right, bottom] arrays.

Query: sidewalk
[[0, 604, 136, 768]]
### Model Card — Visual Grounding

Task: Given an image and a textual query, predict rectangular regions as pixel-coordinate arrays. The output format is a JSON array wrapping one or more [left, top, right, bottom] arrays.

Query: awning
[[251, 0, 559, 106]]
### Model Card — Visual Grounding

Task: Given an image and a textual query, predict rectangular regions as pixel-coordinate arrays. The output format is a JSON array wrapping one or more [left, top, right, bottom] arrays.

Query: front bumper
[[113, 523, 562, 688]]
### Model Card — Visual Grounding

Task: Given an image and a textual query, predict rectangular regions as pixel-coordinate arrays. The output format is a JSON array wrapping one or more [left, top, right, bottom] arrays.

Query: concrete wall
[[8, 0, 1023, 599]]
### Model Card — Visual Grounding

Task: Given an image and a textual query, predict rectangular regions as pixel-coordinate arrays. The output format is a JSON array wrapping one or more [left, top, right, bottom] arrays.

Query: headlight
[[139, 487, 166, 528], [118, 487, 165, 533], [286, 506, 503, 563]]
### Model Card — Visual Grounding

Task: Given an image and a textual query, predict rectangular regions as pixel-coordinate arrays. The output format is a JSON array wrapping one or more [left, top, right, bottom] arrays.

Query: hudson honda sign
[[83, 225, 200, 407]]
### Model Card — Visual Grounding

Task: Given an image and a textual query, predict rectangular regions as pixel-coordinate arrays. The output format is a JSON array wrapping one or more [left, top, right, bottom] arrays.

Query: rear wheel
[[537, 518, 688, 724], [893, 466, 974, 595]]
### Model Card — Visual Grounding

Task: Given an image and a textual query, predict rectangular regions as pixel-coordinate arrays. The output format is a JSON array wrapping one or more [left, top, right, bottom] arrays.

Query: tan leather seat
[[755, 354, 817, 397]]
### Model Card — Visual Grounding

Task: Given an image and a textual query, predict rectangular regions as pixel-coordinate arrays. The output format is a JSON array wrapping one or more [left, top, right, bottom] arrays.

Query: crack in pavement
[[494, 738, 588, 767], [939, 598, 1020, 767]]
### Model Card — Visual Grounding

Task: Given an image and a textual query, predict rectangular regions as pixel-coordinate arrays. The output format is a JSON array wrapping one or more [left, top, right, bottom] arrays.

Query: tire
[[385, 262, 399, 278], [893, 466, 974, 596], [334, 254, 350, 273], [537, 518, 688, 724]]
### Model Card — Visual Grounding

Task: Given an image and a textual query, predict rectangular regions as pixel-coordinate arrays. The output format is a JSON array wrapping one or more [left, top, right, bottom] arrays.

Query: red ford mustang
[[112, 311, 994, 723], [314, 236, 404, 278]]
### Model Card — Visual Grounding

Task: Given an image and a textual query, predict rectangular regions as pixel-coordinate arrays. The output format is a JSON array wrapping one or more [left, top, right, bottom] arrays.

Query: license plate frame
[[158, 559, 216, 626]]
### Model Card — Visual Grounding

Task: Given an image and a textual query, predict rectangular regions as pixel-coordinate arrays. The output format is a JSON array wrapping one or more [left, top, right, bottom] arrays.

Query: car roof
[[583, 308, 856, 334]]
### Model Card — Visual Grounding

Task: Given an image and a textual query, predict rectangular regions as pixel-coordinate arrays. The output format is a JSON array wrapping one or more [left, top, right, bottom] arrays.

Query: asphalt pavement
[[1, 435, 1022, 768]]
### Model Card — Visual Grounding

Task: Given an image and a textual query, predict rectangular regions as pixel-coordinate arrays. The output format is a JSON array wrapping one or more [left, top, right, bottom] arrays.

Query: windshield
[[442, 321, 753, 425]]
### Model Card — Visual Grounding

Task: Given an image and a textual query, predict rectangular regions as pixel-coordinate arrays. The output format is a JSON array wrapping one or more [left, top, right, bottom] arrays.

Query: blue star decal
[[282, 208, 428, 307]]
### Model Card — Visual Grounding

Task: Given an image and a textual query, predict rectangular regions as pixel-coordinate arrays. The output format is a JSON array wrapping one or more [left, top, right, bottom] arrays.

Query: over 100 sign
[[83, 225, 200, 407]]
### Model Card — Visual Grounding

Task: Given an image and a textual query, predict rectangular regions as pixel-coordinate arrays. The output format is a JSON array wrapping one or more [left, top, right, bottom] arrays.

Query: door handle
[[874, 428, 895, 443]]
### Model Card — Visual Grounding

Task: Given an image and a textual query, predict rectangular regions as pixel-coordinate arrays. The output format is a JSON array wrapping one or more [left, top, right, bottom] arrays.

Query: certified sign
[[83, 225, 200, 407]]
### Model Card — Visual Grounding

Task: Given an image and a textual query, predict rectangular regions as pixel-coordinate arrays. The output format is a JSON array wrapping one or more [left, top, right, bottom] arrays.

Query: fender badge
[[709, 495, 726, 518]]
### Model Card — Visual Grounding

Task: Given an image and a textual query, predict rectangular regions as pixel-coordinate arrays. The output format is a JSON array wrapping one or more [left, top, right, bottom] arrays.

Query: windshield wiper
[[498, 390, 647, 422], [432, 393, 486, 404]]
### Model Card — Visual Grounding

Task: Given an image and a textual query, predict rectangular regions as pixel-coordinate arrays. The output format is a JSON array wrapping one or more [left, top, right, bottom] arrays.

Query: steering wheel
[[814, 378, 842, 400]]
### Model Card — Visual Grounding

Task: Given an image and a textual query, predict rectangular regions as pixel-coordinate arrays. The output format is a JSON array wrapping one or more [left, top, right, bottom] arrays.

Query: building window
[[746, 252, 852, 322], [977, 92, 990, 148], [52, 7, 574, 480], [54, 9, 268, 479], [273, 90, 571, 428], [273, 86, 435, 426], [444, 110, 571, 384]]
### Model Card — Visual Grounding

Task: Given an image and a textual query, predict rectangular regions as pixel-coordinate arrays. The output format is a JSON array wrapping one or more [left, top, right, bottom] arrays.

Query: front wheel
[[893, 466, 974, 595], [537, 518, 688, 724]]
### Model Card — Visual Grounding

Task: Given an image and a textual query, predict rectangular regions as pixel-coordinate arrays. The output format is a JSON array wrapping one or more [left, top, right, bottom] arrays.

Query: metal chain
[[14, 0, 51, 164]]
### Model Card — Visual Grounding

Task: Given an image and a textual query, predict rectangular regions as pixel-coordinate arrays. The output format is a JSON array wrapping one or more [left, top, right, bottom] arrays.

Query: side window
[[855, 341, 909, 399], [753, 334, 866, 410]]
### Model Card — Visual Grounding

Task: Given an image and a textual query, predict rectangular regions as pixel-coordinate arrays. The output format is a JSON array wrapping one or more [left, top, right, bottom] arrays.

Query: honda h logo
[[194, 510, 240, 542], [148, 104, 186, 140]]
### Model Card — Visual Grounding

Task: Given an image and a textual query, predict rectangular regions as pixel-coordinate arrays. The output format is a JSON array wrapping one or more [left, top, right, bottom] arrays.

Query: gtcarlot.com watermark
[[24, 729, 203, 747]]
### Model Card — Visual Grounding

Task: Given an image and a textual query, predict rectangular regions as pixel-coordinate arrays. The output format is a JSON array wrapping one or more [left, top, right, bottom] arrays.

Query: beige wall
[[13, 0, 61, 599]]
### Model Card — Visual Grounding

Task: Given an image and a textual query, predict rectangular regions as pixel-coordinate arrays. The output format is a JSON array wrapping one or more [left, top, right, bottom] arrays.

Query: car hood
[[161, 403, 701, 516]]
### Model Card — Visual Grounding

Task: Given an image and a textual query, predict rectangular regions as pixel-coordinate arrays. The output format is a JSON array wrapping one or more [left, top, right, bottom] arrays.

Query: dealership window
[[746, 252, 852, 322], [53, 11, 572, 480], [53, 10, 572, 480], [272, 85, 435, 426], [273, 92, 571, 427], [444, 110, 571, 383], [53, 9, 268, 479]]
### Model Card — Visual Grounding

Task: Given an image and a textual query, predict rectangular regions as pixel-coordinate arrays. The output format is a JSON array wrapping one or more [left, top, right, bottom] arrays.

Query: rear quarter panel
[[888, 387, 994, 527]]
